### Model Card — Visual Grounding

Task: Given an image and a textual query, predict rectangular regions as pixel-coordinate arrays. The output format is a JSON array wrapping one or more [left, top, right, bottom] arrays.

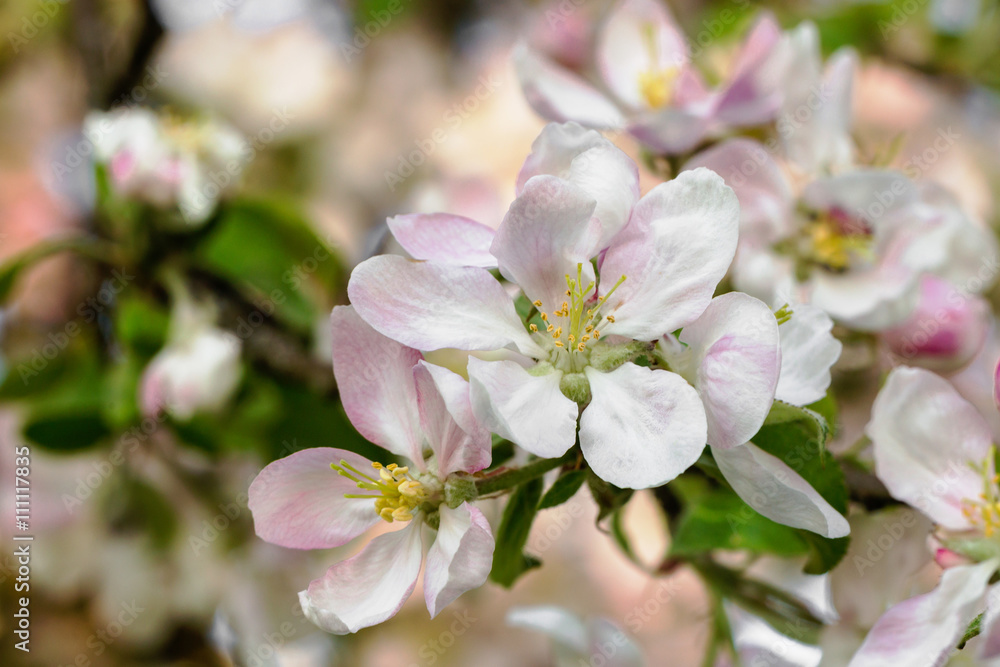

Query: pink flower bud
[[884, 275, 989, 373], [933, 547, 972, 570]]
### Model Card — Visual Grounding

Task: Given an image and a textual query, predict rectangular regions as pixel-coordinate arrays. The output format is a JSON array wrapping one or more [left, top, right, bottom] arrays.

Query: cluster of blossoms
[[236, 0, 1000, 663], [85, 107, 247, 224]]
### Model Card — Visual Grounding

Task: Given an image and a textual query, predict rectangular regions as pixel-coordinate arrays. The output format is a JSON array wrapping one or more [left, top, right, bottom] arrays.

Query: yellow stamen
[[332, 459, 427, 524]]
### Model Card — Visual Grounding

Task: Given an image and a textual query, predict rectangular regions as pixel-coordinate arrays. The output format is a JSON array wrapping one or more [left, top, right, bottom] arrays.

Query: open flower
[[685, 29, 997, 333], [514, 0, 790, 153], [854, 366, 1000, 665], [349, 126, 781, 489], [247, 306, 494, 634], [85, 107, 247, 224]]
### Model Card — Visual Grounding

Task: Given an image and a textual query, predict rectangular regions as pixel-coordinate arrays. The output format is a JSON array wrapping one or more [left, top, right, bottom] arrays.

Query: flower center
[[638, 67, 680, 109], [960, 446, 1000, 538], [527, 264, 626, 369], [331, 460, 427, 523], [779, 207, 874, 277]]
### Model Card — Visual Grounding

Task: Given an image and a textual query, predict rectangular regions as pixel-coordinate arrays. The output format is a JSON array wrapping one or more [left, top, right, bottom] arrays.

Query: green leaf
[[490, 477, 543, 588], [195, 199, 342, 333], [754, 401, 850, 573], [23, 411, 111, 452], [116, 295, 169, 356], [538, 470, 587, 510], [670, 488, 811, 558]]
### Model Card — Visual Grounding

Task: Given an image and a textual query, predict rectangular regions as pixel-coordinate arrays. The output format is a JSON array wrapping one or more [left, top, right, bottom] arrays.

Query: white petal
[[506, 606, 589, 654], [517, 122, 640, 248], [599, 168, 739, 340], [413, 361, 491, 477], [849, 559, 998, 667], [247, 448, 380, 550], [775, 302, 842, 406], [348, 255, 543, 357], [467, 357, 578, 459], [387, 213, 497, 268], [331, 305, 424, 463], [979, 582, 1000, 659], [726, 603, 822, 667], [299, 521, 424, 634], [492, 175, 602, 311], [423, 503, 495, 618], [580, 364, 707, 489], [715, 443, 850, 538], [678, 292, 781, 450], [513, 44, 625, 129], [866, 366, 993, 530]]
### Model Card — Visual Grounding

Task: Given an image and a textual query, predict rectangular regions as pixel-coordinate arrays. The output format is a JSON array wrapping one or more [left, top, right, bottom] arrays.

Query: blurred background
[[1, 0, 1000, 665]]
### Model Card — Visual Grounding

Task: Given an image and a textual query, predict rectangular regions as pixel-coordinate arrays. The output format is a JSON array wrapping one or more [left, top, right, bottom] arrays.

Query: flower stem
[[475, 451, 578, 496]]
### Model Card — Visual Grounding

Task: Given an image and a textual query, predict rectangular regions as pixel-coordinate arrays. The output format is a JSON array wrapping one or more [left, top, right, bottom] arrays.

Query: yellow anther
[[568, 334, 575, 343], [372, 462, 383, 469], [379, 468, 394, 482], [606, 315, 616, 323], [565, 289, 572, 297], [582, 335, 590, 342], [554, 341, 564, 347], [577, 343, 586, 351], [585, 325, 594, 333], [386, 463, 398, 471], [529, 323, 538, 332], [553, 327, 562, 338], [533, 300, 543, 308], [392, 507, 414, 522], [960, 445, 1000, 538], [593, 330, 601, 339], [380, 507, 395, 522], [541, 313, 548, 321], [336, 459, 427, 524], [638, 67, 680, 109]]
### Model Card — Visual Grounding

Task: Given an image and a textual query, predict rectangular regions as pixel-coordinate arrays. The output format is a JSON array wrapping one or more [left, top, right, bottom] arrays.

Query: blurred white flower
[[85, 107, 247, 224]]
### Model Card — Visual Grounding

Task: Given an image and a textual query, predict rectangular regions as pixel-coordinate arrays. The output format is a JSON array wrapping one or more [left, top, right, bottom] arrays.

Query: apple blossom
[[883, 275, 990, 373], [85, 107, 247, 224], [140, 296, 242, 421], [348, 125, 784, 490], [514, 0, 790, 153], [247, 306, 494, 634]]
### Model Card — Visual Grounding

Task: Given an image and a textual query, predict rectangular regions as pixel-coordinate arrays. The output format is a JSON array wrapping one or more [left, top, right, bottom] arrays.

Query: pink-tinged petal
[[423, 502, 495, 618], [331, 306, 424, 464], [800, 169, 919, 220], [809, 265, 919, 332], [775, 302, 842, 407], [884, 275, 989, 374], [580, 364, 707, 489], [299, 521, 424, 634], [714, 13, 786, 127], [626, 107, 715, 155], [413, 361, 490, 477], [513, 44, 625, 130], [516, 123, 640, 248], [466, 357, 578, 459], [248, 447, 380, 550], [492, 175, 602, 311], [597, 0, 688, 110], [684, 138, 794, 245], [348, 255, 543, 358], [715, 443, 849, 538], [506, 606, 589, 653], [599, 168, 740, 341], [866, 366, 993, 530], [678, 293, 780, 450], [848, 559, 998, 667], [387, 213, 497, 268]]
